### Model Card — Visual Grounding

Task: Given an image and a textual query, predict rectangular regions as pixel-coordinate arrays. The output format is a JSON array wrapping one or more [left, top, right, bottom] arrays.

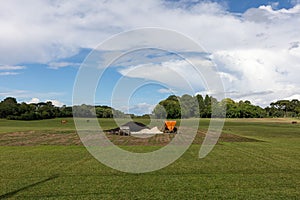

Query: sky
[[1, 0, 300, 114]]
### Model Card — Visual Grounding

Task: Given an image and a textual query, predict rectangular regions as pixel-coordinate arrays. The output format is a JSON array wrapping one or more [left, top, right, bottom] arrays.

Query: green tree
[[95, 106, 114, 118], [203, 95, 212, 118], [196, 94, 205, 117], [153, 95, 181, 119], [73, 104, 95, 118], [152, 104, 167, 119], [0, 97, 19, 118], [180, 94, 198, 118]]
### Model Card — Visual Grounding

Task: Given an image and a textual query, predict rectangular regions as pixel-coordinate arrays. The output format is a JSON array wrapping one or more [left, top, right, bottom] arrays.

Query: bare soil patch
[[0, 129, 260, 146], [0, 131, 81, 146]]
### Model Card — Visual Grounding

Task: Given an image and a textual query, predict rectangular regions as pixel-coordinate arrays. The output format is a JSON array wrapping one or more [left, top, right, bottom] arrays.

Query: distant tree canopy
[[0, 97, 125, 120], [0, 97, 72, 120], [266, 99, 300, 117], [152, 94, 300, 119], [73, 104, 126, 118], [1, 96, 300, 120], [221, 98, 266, 118]]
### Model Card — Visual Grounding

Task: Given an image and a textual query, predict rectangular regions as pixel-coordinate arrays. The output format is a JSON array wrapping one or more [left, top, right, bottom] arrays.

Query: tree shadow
[[0, 174, 59, 199]]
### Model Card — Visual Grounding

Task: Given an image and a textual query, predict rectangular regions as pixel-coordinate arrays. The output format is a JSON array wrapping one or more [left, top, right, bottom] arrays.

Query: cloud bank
[[0, 0, 300, 106]]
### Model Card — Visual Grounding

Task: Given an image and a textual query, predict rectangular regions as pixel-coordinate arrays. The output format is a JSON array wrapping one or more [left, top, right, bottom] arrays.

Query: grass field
[[0, 118, 299, 199]]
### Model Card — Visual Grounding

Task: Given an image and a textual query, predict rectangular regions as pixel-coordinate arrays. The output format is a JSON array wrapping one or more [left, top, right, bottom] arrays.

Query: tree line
[[0, 97, 125, 120], [1, 96, 300, 120], [152, 94, 300, 118]]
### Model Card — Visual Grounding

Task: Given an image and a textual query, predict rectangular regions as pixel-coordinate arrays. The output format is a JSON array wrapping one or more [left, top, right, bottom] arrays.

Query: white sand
[[131, 126, 163, 135]]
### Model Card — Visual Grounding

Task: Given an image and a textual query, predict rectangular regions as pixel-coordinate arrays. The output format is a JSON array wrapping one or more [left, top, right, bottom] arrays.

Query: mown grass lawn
[[0, 118, 299, 199]]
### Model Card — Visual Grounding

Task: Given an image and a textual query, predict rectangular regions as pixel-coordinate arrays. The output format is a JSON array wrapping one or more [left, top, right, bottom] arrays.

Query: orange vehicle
[[163, 121, 177, 133]]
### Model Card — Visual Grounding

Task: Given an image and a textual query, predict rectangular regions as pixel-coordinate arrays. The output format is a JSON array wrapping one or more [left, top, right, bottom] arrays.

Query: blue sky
[[221, 0, 295, 12], [166, 0, 296, 12], [1, 0, 300, 114]]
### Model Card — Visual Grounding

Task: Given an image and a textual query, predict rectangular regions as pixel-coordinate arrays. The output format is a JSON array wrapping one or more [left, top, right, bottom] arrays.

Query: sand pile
[[131, 127, 163, 135]]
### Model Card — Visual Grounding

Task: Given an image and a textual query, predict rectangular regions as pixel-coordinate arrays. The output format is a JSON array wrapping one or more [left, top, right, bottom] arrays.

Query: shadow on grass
[[0, 174, 59, 199]]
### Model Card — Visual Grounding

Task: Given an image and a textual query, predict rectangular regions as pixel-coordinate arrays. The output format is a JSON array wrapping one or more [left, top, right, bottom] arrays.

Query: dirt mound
[[106, 121, 149, 133], [122, 121, 149, 131]]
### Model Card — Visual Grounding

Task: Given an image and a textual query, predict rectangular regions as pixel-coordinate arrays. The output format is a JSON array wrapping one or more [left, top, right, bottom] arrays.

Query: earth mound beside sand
[[122, 121, 149, 131], [106, 121, 150, 133]]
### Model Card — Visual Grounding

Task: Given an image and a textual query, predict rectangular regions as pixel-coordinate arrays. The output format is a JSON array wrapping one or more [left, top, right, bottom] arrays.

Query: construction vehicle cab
[[162, 121, 177, 133]]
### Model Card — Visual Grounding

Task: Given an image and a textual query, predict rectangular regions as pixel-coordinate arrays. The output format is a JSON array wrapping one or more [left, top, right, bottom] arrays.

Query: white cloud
[[0, 65, 26, 75], [158, 88, 176, 94], [291, 0, 300, 6], [46, 99, 64, 107], [271, 2, 279, 9], [212, 47, 300, 106], [0, 89, 28, 98], [1, 1, 300, 106], [0, 87, 64, 104], [0, 0, 253, 64], [284, 94, 300, 100], [128, 102, 155, 115], [0, 72, 19, 76], [48, 62, 80, 69], [27, 97, 64, 107], [0, 65, 26, 70], [119, 59, 211, 93], [0, 1, 299, 56], [27, 97, 40, 104], [217, 72, 238, 83]]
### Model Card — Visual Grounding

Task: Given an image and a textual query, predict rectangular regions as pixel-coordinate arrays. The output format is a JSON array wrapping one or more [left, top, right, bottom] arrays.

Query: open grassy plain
[[0, 118, 299, 199]]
